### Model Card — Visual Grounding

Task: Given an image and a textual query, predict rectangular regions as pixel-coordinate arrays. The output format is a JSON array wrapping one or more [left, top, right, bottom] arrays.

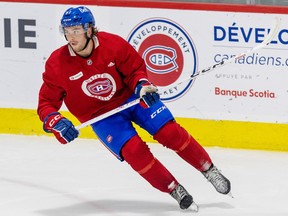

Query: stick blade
[[262, 16, 281, 46]]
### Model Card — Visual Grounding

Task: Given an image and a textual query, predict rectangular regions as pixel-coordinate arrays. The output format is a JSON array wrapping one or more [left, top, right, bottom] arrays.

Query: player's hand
[[43, 112, 79, 144], [135, 81, 160, 108]]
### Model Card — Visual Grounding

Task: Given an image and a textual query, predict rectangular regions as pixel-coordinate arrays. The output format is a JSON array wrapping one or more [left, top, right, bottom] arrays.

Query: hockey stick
[[75, 98, 140, 130], [76, 17, 280, 130]]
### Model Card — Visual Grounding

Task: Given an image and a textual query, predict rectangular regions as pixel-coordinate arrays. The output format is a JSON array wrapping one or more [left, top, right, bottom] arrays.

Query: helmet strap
[[78, 32, 91, 52], [80, 38, 90, 52]]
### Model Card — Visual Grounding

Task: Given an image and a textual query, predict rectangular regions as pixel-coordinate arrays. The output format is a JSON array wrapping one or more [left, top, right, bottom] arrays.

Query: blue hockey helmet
[[60, 6, 95, 31]]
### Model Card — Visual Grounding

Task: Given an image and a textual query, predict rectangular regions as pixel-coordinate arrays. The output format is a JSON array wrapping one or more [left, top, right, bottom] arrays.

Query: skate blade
[[227, 191, 234, 198], [189, 202, 199, 212]]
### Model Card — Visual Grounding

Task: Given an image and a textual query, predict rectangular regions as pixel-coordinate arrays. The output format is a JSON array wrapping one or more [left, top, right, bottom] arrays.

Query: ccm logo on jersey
[[150, 105, 167, 119]]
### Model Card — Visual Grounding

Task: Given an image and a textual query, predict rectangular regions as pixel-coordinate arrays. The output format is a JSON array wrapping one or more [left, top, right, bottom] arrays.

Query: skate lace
[[204, 166, 227, 192], [177, 186, 186, 199], [170, 184, 187, 203], [170, 184, 194, 210]]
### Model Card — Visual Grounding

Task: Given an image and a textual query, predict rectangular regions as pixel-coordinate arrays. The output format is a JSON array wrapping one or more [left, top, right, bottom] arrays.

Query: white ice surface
[[0, 134, 287, 216]]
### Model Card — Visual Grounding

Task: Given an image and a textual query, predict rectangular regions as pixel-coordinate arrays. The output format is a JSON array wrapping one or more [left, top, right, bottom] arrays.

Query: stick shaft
[[75, 99, 140, 130]]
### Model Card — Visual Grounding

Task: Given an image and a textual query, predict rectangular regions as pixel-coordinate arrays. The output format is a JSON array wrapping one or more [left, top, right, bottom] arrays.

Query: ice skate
[[170, 183, 199, 212], [202, 164, 231, 195]]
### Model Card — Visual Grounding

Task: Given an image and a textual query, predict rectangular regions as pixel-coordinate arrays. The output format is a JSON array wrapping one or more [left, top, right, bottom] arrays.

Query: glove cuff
[[134, 80, 148, 93], [43, 112, 62, 133], [135, 80, 157, 97]]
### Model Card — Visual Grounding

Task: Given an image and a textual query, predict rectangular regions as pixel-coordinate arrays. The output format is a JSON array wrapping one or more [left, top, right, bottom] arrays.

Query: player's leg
[[131, 97, 230, 195], [91, 111, 194, 210], [121, 134, 195, 210], [131, 99, 212, 171], [154, 120, 212, 171], [153, 120, 231, 195]]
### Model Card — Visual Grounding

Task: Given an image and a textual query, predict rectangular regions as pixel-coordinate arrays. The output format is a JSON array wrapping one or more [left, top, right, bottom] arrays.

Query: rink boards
[[1, 108, 288, 151], [0, 1, 288, 151]]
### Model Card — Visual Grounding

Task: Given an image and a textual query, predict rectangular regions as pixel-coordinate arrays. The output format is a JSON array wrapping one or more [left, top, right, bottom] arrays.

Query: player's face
[[64, 25, 88, 52]]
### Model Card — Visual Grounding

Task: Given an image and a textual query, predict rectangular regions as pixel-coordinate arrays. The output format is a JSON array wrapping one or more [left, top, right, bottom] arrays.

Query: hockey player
[[37, 6, 231, 211]]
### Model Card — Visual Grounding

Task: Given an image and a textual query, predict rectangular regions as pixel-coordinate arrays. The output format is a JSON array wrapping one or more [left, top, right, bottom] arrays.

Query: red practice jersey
[[38, 32, 148, 123]]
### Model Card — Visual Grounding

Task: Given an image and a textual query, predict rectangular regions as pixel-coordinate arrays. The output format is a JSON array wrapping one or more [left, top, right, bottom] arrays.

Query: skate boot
[[202, 164, 231, 195], [170, 183, 198, 211]]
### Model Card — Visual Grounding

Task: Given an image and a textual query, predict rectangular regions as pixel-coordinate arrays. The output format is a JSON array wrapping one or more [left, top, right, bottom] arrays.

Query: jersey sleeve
[[37, 60, 65, 122]]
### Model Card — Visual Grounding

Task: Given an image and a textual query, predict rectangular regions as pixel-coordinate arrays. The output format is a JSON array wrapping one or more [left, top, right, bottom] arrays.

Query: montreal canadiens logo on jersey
[[82, 73, 116, 101], [127, 18, 198, 101]]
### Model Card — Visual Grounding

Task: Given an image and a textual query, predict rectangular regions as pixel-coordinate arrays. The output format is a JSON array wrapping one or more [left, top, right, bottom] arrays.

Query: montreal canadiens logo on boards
[[127, 18, 198, 101]]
